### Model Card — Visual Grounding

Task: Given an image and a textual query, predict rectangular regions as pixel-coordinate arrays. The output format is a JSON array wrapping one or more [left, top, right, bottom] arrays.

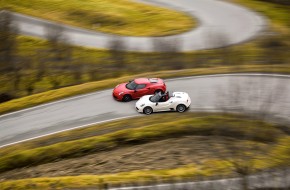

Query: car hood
[[113, 83, 128, 94]]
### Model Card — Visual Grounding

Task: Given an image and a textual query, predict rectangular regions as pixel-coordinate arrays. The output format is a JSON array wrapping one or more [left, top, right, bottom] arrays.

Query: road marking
[[165, 73, 290, 82], [0, 115, 139, 148], [0, 89, 112, 118], [0, 73, 289, 148], [1, 73, 289, 119]]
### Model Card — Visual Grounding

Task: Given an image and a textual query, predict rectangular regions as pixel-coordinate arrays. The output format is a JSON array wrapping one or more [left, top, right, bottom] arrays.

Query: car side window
[[136, 84, 146, 90]]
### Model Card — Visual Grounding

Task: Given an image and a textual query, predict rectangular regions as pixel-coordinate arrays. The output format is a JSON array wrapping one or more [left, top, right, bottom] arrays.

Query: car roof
[[134, 78, 150, 84]]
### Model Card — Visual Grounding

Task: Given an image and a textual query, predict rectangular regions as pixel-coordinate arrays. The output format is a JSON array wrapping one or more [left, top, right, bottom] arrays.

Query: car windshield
[[149, 93, 161, 102], [126, 80, 137, 90]]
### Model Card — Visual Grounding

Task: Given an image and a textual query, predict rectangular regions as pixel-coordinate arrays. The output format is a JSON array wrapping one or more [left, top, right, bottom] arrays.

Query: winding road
[[0, 74, 289, 148], [110, 169, 290, 190], [0, 0, 279, 147], [10, 0, 266, 51], [0, 1, 289, 188], [0, 0, 288, 150], [0, 0, 289, 189]]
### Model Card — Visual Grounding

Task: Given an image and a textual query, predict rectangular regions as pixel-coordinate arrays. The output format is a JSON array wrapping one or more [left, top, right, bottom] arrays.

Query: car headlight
[[119, 92, 124, 95], [140, 104, 145, 107]]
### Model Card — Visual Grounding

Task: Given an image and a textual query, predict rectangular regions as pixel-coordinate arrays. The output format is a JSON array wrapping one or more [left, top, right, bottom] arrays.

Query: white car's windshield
[[149, 93, 161, 102]]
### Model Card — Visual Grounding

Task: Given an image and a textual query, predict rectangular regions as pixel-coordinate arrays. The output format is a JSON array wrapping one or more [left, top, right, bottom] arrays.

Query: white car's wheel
[[176, 104, 186, 113], [143, 106, 153, 115]]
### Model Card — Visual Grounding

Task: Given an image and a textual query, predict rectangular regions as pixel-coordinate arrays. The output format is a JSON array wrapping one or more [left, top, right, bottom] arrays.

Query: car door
[[155, 99, 173, 112], [134, 84, 150, 98], [146, 84, 155, 94]]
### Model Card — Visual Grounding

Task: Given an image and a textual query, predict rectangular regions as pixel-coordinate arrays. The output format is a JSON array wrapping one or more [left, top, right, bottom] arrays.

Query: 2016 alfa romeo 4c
[[112, 78, 166, 102], [135, 92, 191, 114]]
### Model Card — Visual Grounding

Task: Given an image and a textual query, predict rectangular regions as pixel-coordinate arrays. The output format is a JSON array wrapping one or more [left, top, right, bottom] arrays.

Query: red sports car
[[113, 78, 166, 102]]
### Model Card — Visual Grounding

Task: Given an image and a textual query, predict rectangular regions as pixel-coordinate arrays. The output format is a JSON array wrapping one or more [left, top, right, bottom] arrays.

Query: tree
[[108, 37, 126, 70], [45, 23, 73, 62], [259, 35, 288, 65], [152, 37, 185, 70], [10, 56, 31, 92], [0, 10, 18, 72], [206, 32, 236, 66], [71, 60, 84, 84], [44, 23, 76, 88], [21, 73, 37, 95]]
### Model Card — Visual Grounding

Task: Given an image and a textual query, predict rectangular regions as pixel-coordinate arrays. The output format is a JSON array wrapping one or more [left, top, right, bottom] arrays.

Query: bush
[[258, 0, 290, 5], [0, 93, 14, 103]]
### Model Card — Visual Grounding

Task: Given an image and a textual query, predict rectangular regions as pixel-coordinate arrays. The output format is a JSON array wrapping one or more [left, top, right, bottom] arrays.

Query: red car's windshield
[[126, 80, 137, 90]]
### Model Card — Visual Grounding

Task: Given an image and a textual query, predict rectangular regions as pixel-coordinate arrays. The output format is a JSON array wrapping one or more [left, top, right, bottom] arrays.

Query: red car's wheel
[[122, 94, 132, 102]]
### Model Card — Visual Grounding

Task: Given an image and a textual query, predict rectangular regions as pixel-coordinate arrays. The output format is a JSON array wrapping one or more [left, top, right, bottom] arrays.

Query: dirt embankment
[[1, 136, 265, 180]]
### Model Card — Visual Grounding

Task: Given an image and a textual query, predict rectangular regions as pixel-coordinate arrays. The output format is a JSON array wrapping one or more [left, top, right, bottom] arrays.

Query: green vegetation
[[258, 0, 289, 6], [232, 0, 290, 32], [268, 137, 290, 167], [0, 0, 195, 36], [0, 162, 233, 190], [0, 113, 289, 189], [0, 0, 289, 113], [0, 113, 286, 173], [0, 1, 289, 189]]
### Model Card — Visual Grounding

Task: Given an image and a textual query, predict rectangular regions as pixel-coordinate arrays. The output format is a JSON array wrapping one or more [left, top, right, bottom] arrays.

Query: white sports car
[[135, 92, 191, 115]]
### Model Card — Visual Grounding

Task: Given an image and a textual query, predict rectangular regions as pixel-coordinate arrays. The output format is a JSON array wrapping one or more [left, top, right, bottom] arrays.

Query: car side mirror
[[155, 102, 158, 106]]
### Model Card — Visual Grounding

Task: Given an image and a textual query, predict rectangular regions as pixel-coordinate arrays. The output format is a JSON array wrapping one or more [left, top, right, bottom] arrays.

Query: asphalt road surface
[[0, 74, 289, 148], [9, 0, 266, 51], [110, 169, 290, 190]]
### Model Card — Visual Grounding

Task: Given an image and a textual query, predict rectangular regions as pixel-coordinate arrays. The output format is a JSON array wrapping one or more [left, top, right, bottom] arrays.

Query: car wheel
[[143, 106, 153, 115], [154, 89, 164, 94], [122, 95, 132, 102], [176, 104, 186, 113]]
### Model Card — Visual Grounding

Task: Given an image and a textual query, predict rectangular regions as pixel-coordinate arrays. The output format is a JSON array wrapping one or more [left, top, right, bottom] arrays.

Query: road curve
[[9, 0, 266, 52], [0, 74, 289, 148], [110, 169, 290, 190]]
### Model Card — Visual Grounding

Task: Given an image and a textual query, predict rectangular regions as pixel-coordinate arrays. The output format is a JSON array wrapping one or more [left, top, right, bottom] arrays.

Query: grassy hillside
[[232, 0, 290, 32], [0, 0, 195, 36]]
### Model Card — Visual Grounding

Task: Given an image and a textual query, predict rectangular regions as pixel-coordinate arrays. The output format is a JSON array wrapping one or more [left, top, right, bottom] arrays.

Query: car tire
[[143, 106, 153, 115], [154, 89, 164, 94], [176, 104, 186, 113], [122, 95, 132, 102]]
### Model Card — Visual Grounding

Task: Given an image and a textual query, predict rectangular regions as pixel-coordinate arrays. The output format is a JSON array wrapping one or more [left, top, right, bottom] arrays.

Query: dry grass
[[0, 113, 287, 189], [0, 113, 285, 173], [0, 0, 195, 36]]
